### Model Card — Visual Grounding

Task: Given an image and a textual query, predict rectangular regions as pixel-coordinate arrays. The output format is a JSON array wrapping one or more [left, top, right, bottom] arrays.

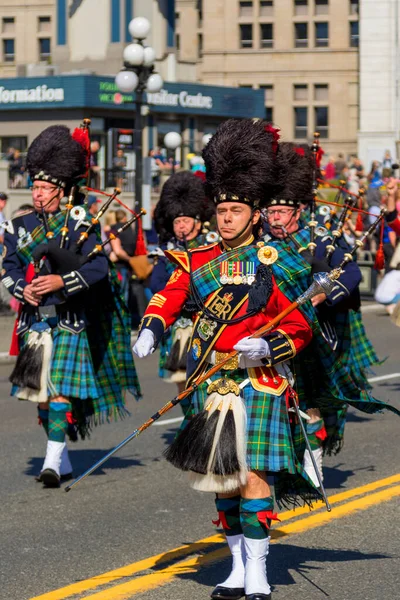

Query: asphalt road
[[0, 306, 399, 600]]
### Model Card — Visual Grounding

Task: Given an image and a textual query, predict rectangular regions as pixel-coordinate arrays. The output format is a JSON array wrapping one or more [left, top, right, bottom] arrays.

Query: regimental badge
[[197, 317, 217, 341], [71, 206, 86, 221], [16, 227, 33, 250], [257, 245, 278, 265], [192, 337, 202, 361]]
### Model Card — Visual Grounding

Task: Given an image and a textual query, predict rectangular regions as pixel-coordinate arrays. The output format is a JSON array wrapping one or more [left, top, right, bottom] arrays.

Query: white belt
[[208, 351, 264, 368]]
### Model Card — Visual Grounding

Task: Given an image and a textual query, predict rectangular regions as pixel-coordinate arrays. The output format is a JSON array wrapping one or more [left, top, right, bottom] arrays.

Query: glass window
[[198, 33, 203, 57], [314, 84, 328, 101], [260, 23, 273, 48], [176, 33, 180, 52], [266, 106, 273, 123], [315, 0, 328, 15], [315, 21, 329, 47], [295, 22, 308, 47], [2, 17, 15, 34], [38, 16, 51, 33], [3, 39, 15, 62], [260, 1, 273, 17], [350, 21, 359, 47], [240, 23, 253, 48], [239, 1, 253, 17], [1, 136, 27, 154], [294, 84, 308, 101], [294, 0, 308, 16], [239, 84, 253, 88], [294, 107, 308, 138], [175, 12, 180, 26], [350, 0, 359, 15], [39, 38, 51, 61], [315, 106, 328, 138], [260, 84, 274, 102]]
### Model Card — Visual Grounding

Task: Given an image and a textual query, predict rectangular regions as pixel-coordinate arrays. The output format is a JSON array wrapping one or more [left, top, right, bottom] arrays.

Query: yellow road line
[[81, 484, 400, 600], [30, 473, 400, 600]]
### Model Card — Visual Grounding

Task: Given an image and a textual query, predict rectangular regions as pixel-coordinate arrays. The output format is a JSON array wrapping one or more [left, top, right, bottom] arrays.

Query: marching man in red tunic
[[133, 120, 317, 600]]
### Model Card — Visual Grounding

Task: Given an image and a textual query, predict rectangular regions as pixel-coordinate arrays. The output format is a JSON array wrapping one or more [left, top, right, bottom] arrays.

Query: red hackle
[[72, 126, 91, 176], [374, 219, 385, 270], [134, 217, 148, 256], [294, 147, 305, 156], [265, 124, 281, 153]]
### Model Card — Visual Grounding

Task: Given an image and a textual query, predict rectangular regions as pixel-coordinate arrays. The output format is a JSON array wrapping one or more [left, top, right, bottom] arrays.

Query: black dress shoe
[[245, 594, 271, 600], [35, 472, 73, 483], [38, 469, 61, 488], [210, 586, 245, 599]]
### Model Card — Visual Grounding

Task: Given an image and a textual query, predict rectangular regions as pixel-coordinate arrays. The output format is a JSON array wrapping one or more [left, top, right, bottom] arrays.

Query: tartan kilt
[[181, 366, 321, 508]]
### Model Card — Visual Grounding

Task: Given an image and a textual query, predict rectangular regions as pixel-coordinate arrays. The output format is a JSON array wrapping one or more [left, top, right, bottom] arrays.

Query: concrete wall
[[358, 0, 399, 169]]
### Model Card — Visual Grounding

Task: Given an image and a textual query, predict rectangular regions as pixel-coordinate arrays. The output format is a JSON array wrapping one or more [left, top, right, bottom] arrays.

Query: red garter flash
[[315, 425, 328, 441], [212, 511, 231, 530], [257, 511, 281, 528]]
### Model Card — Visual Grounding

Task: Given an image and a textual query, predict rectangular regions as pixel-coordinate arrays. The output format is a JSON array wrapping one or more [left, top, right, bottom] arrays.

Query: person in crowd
[[323, 156, 336, 180], [382, 150, 393, 178], [9, 149, 25, 188], [334, 152, 347, 177], [89, 140, 101, 188], [110, 209, 149, 328], [113, 149, 127, 189], [87, 194, 101, 218]]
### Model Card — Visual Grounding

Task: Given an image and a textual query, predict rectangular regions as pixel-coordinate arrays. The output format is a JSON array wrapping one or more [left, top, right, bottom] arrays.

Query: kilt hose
[[180, 366, 321, 509]]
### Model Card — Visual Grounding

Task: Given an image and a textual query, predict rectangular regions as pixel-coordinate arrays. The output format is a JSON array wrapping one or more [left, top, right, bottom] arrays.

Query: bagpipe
[[283, 132, 386, 272]]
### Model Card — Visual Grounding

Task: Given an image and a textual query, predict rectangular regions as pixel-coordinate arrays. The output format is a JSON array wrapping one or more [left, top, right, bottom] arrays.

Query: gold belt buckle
[[215, 351, 239, 371]]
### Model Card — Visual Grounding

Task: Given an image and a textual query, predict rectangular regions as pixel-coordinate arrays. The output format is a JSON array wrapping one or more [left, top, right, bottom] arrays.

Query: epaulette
[[163, 249, 190, 272], [190, 242, 219, 253], [2, 210, 34, 235]]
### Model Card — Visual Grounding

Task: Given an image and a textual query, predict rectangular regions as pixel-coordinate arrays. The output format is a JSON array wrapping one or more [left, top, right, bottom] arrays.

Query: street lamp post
[[115, 17, 163, 211], [164, 132, 182, 174]]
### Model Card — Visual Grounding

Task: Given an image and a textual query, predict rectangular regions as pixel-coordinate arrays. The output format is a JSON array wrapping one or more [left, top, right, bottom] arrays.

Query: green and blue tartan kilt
[[181, 367, 321, 509]]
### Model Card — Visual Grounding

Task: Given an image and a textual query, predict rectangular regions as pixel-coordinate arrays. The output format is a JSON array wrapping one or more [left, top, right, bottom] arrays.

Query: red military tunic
[[140, 241, 312, 389]]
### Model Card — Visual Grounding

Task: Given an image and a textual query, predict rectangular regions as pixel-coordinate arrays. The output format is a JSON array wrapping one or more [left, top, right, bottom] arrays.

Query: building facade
[[177, 0, 360, 154], [358, 0, 400, 169]]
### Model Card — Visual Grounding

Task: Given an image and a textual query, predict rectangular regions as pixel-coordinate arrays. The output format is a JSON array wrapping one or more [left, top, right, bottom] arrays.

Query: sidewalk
[[0, 313, 16, 362]]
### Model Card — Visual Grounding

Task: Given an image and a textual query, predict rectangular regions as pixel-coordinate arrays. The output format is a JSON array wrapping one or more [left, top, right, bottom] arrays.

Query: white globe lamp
[[123, 43, 144, 66], [146, 73, 163, 93], [164, 132, 182, 150], [115, 70, 139, 93], [129, 17, 151, 40], [143, 46, 156, 67]]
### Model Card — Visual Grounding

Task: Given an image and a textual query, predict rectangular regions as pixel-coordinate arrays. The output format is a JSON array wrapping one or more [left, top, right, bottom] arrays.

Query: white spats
[[303, 447, 324, 487], [41, 440, 65, 476], [60, 444, 72, 476], [244, 536, 271, 596], [218, 534, 246, 588]]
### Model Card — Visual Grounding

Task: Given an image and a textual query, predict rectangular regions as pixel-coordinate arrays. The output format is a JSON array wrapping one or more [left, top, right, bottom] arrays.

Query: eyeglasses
[[31, 185, 58, 194], [266, 208, 296, 217]]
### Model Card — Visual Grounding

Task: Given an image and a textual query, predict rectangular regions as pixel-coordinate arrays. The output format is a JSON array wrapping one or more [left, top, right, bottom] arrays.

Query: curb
[[0, 352, 15, 365]]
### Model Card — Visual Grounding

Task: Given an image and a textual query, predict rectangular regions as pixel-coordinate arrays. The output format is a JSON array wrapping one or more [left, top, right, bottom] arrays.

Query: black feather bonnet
[[202, 118, 279, 209], [154, 171, 214, 243], [26, 125, 86, 189]]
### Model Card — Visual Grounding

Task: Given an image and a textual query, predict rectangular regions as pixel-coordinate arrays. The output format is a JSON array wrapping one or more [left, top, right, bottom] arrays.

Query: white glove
[[233, 337, 270, 361], [133, 330, 155, 358]]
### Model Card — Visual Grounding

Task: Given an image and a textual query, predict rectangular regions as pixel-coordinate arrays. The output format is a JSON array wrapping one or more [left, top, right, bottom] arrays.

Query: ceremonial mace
[[66, 269, 341, 510]]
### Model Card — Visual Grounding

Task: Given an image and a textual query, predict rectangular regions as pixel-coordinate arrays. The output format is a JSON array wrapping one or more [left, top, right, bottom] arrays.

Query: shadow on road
[[323, 463, 376, 489], [24, 450, 144, 478], [178, 542, 391, 592]]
